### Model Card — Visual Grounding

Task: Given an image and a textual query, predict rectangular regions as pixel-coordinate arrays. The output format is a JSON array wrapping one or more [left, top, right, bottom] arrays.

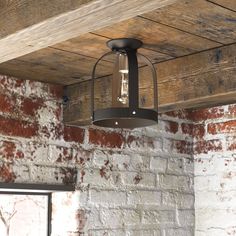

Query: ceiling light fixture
[[91, 38, 158, 129]]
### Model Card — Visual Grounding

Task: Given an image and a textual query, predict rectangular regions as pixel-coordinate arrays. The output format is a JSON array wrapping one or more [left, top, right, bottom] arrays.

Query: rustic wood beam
[[63, 43, 236, 126], [0, 0, 177, 64]]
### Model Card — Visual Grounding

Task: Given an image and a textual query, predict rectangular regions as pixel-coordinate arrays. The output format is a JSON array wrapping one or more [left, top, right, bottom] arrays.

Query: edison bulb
[[117, 53, 129, 105]]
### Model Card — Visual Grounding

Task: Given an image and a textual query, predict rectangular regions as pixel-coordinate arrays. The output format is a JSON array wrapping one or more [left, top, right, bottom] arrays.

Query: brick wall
[[193, 105, 236, 236], [0, 75, 194, 236]]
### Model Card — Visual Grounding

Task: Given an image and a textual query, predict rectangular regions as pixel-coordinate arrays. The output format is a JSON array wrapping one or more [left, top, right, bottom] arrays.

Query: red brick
[[181, 123, 194, 136], [48, 84, 63, 99], [20, 97, 44, 117], [0, 116, 38, 138], [0, 163, 16, 182], [163, 110, 191, 120], [194, 140, 222, 154], [165, 121, 179, 134], [173, 140, 192, 155], [64, 126, 85, 143], [0, 141, 16, 159], [181, 123, 205, 138], [189, 107, 225, 122], [0, 93, 15, 113], [0, 141, 24, 160], [0, 76, 24, 92], [126, 135, 156, 149], [89, 129, 124, 148], [208, 120, 236, 135]]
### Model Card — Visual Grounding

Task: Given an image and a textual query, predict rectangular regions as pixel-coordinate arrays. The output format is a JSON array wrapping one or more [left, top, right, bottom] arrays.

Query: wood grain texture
[[208, 0, 236, 11], [0, 59, 77, 85], [157, 43, 236, 110], [0, 0, 92, 38], [143, 0, 236, 44], [53, 33, 173, 64], [0, 0, 177, 63], [63, 44, 236, 125], [0, 47, 113, 85], [0, 31, 174, 85], [94, 16, 221, 57]]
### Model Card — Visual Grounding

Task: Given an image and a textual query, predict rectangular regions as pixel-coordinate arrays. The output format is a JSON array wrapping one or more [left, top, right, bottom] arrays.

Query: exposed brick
[[181, 123, 193, 136], [173, 140, 193, 155], [64, 126, 85, 143], [0, 116, 38, 138], [89, 129, 124, 148], [194, 140, 222, 154], [0, 141, 16, 160], [0, 75, 24, 94], [20, 97, 44, 117], [208, 120, 236, 134], [0, 75, 196, 236], [48, 84, 63, 99], [189, 107, 225, 122], [0, 93, 15, 113], [0, 163, 16, 182], [165, 120, 179, 134], [163, 110, 192, 120], [126, 135, 161, 150], [181, 123, 205, 138]]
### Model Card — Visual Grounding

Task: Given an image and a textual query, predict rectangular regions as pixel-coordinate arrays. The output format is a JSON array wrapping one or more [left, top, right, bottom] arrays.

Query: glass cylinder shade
[[91, 38, 158, 129]]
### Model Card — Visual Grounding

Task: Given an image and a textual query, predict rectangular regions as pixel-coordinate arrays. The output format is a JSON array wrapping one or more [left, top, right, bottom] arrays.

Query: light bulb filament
[[117, 72, 128, 104]]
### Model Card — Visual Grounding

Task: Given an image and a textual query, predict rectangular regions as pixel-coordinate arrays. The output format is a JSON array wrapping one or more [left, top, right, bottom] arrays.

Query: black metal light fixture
[[91, 38, 158, 129]]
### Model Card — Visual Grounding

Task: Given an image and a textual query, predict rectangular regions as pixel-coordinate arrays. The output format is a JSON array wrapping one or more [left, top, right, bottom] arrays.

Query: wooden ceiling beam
[[63, 43, 236, 126], [0, 0, 177, 64]]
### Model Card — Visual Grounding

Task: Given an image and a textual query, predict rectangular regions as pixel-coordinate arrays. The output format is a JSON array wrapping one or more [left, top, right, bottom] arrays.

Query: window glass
[[0, 194, 49, 236]]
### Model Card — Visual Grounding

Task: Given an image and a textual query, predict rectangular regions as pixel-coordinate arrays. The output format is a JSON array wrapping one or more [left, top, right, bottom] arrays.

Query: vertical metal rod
[[127, 50, 139, 110]]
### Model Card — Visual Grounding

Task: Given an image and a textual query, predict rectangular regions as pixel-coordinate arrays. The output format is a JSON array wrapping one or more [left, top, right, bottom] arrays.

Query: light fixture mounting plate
[[107, 38, 143, 51]]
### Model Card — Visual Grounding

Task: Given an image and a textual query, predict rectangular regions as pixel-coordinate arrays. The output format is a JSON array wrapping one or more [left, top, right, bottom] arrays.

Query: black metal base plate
[[107, 38, 143, 51], [93, 108, 158, 129]]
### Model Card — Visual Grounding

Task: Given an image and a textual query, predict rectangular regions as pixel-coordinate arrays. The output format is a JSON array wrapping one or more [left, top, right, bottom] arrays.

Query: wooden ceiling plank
[[0, 0, 178, 63], [0, 31, 174, 85], [93, 17, 221, 57], [208, 0, 236, 11], [142, 0, 236, 44], [0, 47, 114, 84], [63, 43, 236, 125], [0, 60, 77, 85], [53, 33, 174, 64]]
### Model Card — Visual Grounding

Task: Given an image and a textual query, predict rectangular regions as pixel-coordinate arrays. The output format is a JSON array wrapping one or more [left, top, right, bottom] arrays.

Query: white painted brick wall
[[51, 123, 195, 235], [0, 75, 195, 236], [194, 104, 236, 236]]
